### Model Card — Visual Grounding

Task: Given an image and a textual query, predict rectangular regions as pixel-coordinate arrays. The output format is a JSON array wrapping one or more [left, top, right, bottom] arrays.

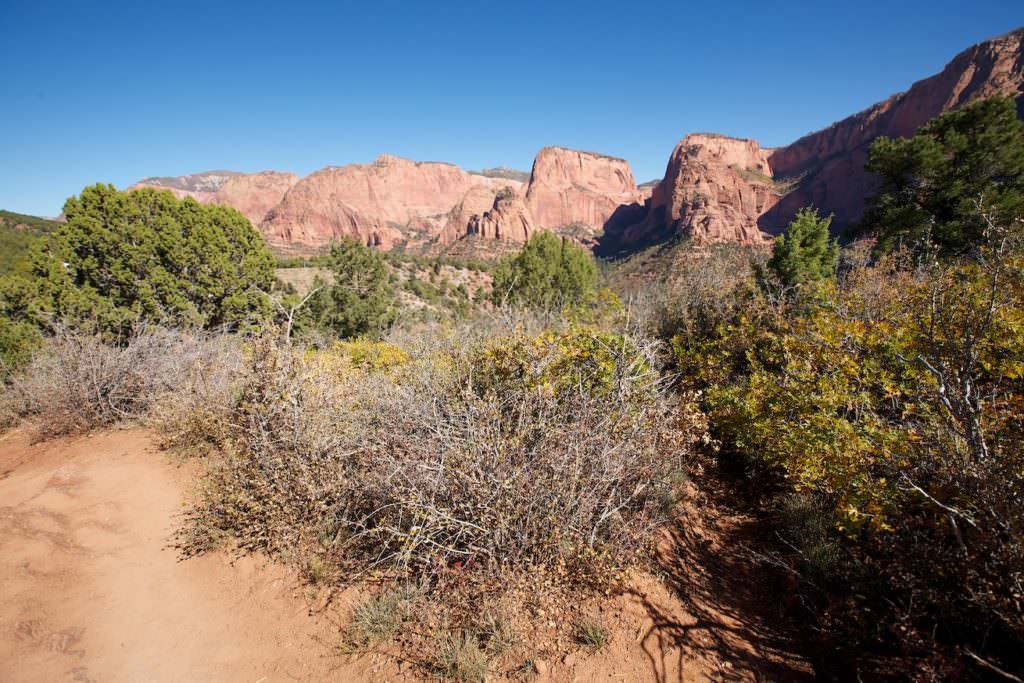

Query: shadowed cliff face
[[762, 27, 1024, 234]]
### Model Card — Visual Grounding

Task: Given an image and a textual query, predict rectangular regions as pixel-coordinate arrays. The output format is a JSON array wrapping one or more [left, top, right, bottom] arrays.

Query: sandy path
[[0, 428, 361, 683], [0, 427, 811, 682]]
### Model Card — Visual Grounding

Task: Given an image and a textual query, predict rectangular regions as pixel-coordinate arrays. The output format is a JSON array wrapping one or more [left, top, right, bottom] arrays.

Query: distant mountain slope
[[609, 27, 1024, 251], [134, 170, 242, 194], [0, 210, 62, 275], [469, 167, 531, 183], [127, 148, 646, 256]]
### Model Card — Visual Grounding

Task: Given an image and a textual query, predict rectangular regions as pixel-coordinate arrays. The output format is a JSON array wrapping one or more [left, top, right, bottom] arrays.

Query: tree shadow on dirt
[[626, 475, 816, 682]]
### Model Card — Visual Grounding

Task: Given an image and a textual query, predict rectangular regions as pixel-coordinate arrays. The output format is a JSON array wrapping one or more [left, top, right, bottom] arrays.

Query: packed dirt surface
[[0, 428, 811, 681]]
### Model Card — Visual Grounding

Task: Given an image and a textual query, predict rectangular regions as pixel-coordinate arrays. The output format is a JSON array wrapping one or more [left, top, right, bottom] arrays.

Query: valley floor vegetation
[[1, 96, 1022, 680]]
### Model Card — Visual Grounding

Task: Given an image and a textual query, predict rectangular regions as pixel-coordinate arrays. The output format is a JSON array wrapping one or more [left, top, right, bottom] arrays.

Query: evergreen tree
[[862, 96, 1024, 255], [9, 183, 276, 334], [767, 207, 839, 288], [492, 231, 598, 309], [304, 237, 398, 339]]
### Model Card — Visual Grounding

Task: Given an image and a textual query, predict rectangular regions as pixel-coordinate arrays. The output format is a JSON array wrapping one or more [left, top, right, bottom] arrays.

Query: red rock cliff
[[524, 147, 643, 237], [260, 155, 515, 251], [623, 134, 779, 246]]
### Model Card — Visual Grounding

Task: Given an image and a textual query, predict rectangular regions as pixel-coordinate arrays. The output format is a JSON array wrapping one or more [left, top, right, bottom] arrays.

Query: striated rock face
[[210, 172, 300, 227], [622, 134, 779, 246], [466, 187, 536, 242], [438, 185, 505, 245], [765, 28, 1024, 232], [129, 170, 298, 227], [525, 147, 643, 237], [132, 170, 242, 196], [260, 155, 517, 251]]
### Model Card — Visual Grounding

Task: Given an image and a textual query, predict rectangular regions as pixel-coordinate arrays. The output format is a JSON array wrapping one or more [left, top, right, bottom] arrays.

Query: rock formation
[[524, 147, 644, 238], [438, 185, 507, 245], [625, 134, 780, 246], [129, 170, 298, 228], [465, 187, 536, 242], [260, 155, 516, 251], [127, 149, 646, 254]]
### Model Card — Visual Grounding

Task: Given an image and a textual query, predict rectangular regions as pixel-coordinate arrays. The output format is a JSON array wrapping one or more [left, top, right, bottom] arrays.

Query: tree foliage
[[668, 215, 1024, 674], [862, 96, 1024, 255], [1, 184, 276, 335], [0, 210, 61, 277], [303, 237, 398, 339], [492, 231, 598, 309], [767, 207, 839, 288]]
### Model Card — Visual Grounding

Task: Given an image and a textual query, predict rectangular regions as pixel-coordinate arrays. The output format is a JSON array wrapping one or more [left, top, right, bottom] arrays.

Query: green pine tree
[[303, 237, 398, 339], [768, 207, 839, 288], [5, 183, 276, 335], [862, 96, 1024, 255]]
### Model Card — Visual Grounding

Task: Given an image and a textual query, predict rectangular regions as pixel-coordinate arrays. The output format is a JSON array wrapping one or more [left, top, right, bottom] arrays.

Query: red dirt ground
[[0, 428, 812, 681]]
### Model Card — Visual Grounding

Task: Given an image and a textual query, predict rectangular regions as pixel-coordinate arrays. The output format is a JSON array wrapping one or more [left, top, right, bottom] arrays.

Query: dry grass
[[346, 585, 420, 647], [435, 631, 489, 682], [574, 617, 610, 650]]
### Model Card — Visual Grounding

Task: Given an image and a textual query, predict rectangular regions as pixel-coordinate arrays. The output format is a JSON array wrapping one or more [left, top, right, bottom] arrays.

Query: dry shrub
[[148, 334, 244, 455], [2, 325, 228, 438], [178, 335, 358, 558], [182, 320, 707, 589]]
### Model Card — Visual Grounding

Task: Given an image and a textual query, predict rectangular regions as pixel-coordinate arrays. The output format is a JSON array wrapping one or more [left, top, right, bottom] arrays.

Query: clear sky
[[2, 0, 1021, 216]]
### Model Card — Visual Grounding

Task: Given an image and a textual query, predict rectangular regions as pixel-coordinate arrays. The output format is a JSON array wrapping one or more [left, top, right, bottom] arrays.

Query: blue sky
[[1, 0, 1021, 216]]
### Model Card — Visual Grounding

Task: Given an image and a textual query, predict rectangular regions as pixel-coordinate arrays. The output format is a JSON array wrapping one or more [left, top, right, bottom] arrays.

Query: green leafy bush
[[302, 237, 398, 339], [492, 232, 598, 309]]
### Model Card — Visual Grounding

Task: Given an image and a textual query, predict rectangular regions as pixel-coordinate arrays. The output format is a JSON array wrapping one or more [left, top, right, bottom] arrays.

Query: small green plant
[[305, 556, 332, 585], [436, 631, 489, 682], [574, 618, 609, 650]]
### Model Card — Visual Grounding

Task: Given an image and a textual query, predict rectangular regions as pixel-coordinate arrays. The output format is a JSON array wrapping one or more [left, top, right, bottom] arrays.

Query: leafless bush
[[148, 334, 245, 455], [631, 244, 766, 343], [182, 320, 707, 589], [2, 324, 235, 439]]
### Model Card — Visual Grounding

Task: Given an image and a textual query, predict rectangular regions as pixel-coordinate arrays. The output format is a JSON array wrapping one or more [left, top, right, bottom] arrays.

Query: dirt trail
[[0, 428, 368, 682], [0, 428, 810, 682]]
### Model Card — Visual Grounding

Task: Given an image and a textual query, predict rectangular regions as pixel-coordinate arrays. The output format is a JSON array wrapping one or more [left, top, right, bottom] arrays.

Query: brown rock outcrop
[[260, 154, 517, 251], [465, 187, 536, 242], [524, 147, 643, 237], [623, 134, 779, 246], [765, 28, 1024, 232], [210, 172, 300, 227], [439, 185, 505, 245]]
